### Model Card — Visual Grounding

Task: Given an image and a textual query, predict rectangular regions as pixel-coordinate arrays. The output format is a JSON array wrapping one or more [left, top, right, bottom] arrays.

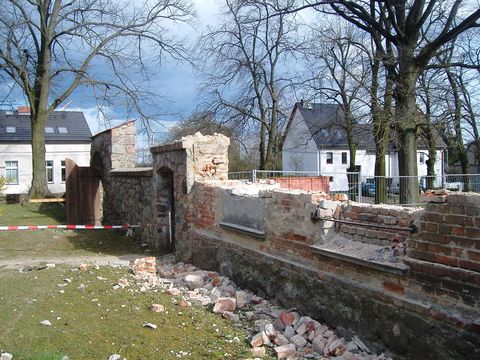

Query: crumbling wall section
[[97, 130, 479, 359], [181, 184, 479, 359], [339, 203, 420, 247], [407, 193, 480, 307]]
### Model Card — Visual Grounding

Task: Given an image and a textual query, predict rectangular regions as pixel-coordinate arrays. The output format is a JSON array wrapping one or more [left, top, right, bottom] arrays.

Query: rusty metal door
[[65, 158, 102, 225]]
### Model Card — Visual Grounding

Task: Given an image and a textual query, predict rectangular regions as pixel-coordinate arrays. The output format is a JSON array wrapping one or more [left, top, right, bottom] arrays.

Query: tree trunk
[[395, 60, 419, 204], [446, 68, 469, 190], [398, 128, 418, 204], [29, 112, 51, 198], [259, 123, 266, 170], [371, 46, 391, 204]]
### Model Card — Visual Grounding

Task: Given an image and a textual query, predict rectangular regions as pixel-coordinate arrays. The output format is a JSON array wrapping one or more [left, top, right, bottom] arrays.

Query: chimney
[[17, 106, 31, 115]]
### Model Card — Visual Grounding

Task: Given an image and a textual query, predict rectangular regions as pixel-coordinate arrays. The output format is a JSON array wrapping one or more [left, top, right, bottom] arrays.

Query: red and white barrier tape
[[0, 224, 141, 231]]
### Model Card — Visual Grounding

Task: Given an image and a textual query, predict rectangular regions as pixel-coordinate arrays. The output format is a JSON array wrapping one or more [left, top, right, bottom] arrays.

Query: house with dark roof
[[282, 101, 446, 191], [0, 107, 92, 194]]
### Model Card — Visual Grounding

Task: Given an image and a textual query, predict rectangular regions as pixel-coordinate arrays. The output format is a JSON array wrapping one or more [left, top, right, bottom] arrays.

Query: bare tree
[[198, 0, 299, 170], [304, 22, 370, 200], [287, 0, 480, 203], [0, 0, 192, 197]]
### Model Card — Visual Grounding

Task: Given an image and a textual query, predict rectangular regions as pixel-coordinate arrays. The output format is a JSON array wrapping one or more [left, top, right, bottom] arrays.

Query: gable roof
[[292, 101, 374, 150], [289, 101, 446, 150], [0, 110, 92, 143]]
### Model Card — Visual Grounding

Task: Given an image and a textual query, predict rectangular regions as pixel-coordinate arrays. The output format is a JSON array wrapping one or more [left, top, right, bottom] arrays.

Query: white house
[[282, 101, 446, 191], [0, 107, 92, 194]]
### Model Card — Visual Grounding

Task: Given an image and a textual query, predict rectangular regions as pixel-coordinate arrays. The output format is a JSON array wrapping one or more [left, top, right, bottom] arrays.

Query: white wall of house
[[284, 145, 445, 191], [0, 143, 91, 194]]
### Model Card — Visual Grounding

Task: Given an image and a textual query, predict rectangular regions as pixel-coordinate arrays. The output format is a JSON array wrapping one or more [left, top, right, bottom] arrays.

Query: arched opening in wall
[[156, 167, 175, 252]]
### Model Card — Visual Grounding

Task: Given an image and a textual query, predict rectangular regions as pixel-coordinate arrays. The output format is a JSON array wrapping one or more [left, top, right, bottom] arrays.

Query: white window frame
[[326, 152, 333, 164], [45, 127, 55, 134], [5, 161, 19, 184], [6, 126, 16, 133], [46, 160, 54, 183], [61, 160, 66, 182], [419, 153, 425, 164], [57, 127, 69, 134]]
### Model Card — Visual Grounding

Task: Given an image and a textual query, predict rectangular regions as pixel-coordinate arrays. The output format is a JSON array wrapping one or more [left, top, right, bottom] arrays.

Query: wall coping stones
[[110, 167, 153, 177], [219, 221, 266, 239]]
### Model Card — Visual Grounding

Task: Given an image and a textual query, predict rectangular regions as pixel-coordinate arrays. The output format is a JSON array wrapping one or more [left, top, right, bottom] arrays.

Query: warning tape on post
[[0, 224, 141, 231]]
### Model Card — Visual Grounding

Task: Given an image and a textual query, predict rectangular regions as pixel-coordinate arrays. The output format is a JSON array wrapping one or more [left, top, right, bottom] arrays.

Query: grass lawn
[[0, 203, 144, 260], [0, 265, 254, 359], [0, 203, 267, 359]]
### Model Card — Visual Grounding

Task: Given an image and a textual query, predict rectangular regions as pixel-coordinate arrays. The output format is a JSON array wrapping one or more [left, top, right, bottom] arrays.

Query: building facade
[[0, 107, 92, 194], [282, 102, 445, 191]]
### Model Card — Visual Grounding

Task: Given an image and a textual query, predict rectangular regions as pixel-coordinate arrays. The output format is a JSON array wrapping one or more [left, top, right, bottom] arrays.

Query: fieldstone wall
[[150, 132, 230, 256], [90, 121, 136, 223], [106, 168, 154, 242], [90, 120, 136, 175]]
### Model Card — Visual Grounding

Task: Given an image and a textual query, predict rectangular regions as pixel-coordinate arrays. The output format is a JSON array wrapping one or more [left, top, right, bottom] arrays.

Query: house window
[[58, 127, 69, 134], [61, 160, 66, 182], [45, 127, 55, 134], [6, 126, 16, 133], [326, 152, 333, 164], [5, 161, 18, 184], [419, 153, 425, 164], [341, 152, 347, 164], [46, 160, 54, 183], [329, 176, 334, 183]]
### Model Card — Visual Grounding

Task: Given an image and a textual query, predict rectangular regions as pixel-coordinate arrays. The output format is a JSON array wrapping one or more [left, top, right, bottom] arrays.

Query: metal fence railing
[[227, 170, 480, 206]]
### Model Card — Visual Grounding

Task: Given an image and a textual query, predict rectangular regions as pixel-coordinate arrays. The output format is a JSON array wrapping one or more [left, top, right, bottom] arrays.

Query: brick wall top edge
[[343, 201, 422, 213], [447, 193, 480, 205]]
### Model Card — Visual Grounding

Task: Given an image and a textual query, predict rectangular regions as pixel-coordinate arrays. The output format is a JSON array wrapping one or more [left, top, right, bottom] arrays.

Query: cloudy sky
[[1, 0, 222, 142], [75, 0, 222, 140]]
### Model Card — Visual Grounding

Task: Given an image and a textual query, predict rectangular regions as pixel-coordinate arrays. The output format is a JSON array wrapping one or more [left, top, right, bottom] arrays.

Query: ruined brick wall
[[339, 203, 420, 247], [407, 193, 480, 307], [183, 185, 480, 359], [97, 129, 479, 359]]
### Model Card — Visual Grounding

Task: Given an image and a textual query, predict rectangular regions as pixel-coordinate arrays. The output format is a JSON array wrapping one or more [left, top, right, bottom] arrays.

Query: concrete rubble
[[127, 255, 391, 360]]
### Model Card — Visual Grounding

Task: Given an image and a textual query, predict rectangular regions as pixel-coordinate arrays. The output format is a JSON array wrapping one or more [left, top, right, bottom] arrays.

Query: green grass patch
[[0, 266, 256, 359], [0, 203, 144, 259]]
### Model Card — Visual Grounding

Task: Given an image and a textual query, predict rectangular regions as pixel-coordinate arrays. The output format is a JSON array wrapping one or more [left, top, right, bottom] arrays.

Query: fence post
[[357, 173, 362, 203], [253, 169, 257, 183]]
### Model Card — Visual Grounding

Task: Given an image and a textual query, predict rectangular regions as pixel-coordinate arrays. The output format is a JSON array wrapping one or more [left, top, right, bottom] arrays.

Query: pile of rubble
[[128, 255, 390, 360]]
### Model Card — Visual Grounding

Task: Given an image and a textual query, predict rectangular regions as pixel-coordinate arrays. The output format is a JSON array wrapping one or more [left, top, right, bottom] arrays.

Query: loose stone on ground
[[102, 255, 391, 360]]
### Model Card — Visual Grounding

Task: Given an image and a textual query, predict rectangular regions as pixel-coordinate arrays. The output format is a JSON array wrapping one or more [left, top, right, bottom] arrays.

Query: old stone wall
[[96, 130, 479, 359], [183, 187, 479, 359], [105, 168, 154, 242]]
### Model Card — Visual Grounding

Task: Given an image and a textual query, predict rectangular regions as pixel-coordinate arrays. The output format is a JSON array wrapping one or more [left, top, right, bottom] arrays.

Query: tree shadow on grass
[[65, 229, 147, 256], [37, 203, 66, 223]]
